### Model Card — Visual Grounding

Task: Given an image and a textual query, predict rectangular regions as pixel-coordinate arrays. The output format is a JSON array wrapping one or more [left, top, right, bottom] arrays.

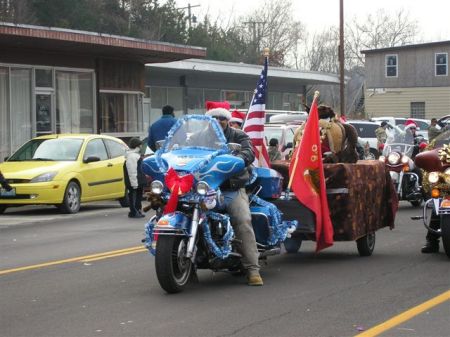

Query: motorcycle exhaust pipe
[[259, 248, 281, 257]]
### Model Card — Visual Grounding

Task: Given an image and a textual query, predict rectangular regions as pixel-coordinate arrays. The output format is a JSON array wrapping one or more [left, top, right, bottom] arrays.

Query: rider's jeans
[[223, 188, 260, 272]]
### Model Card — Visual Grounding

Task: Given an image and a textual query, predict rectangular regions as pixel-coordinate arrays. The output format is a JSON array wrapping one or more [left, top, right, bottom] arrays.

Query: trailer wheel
[[284, 238, 302, 253], [356, 232, 375, 256]]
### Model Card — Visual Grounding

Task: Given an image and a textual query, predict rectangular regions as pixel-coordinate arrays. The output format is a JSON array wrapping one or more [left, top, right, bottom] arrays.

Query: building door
[[35, 91, 54, 136]]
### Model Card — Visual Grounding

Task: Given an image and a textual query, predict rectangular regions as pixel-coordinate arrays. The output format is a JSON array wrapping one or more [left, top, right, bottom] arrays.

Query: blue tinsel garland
[[201, 211, 234, 259]]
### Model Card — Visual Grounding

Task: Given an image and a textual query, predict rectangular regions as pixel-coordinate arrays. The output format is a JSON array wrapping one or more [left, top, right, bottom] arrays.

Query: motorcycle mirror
[[155, 140, 165, 149], [227, 143, 242, 153]]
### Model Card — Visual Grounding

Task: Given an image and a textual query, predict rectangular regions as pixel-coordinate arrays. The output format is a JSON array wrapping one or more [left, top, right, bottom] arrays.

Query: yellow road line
[[0, 245, 146, 276], [355, 290, 450, 337], [82, 248, 147, 262]]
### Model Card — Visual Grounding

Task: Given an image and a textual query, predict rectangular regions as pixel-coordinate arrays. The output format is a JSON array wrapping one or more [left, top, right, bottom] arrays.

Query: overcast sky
[[176, 0, 450, 42]]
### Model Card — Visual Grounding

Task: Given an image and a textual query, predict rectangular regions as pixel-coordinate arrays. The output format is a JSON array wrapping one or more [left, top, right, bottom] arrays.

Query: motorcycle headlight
[[401, 155, 409, 164], [30, 171, 57, 183], [387, 152, 401, 165], [150, 180, 164, 195], [378, 155, 385, 162], [196, 181, 209, 195], [428, 172, 440, 184], [444, 168, 450, 184]]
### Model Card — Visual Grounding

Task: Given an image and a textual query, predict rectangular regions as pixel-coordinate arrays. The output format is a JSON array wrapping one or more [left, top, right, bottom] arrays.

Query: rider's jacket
[[221, 125, 255, 190]]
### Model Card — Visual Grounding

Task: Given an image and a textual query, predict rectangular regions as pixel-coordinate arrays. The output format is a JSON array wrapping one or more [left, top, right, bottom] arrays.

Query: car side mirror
[[83, 156, 101, 163]]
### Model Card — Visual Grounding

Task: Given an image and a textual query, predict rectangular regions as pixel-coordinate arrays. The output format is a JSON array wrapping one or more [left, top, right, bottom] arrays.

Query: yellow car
[[0, 134, 129, 214]]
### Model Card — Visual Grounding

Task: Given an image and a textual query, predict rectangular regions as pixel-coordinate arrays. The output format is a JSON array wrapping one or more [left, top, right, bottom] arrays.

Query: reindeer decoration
[[292, 105, 359, 164]]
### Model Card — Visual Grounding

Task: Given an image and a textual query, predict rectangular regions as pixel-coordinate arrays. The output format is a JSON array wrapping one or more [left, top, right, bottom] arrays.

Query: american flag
[[242, 55, 271, 168]]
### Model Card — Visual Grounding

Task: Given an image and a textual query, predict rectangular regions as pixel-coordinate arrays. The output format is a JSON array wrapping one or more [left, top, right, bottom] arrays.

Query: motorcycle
[[379, 124, 424, 207], [141, 115, 297, 293], [413, 120, 450, 258]]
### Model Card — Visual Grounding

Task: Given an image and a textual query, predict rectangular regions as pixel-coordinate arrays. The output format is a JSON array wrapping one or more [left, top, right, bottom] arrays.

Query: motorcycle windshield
[[383, 125, 415, 157], [163, 116, 228, 152]]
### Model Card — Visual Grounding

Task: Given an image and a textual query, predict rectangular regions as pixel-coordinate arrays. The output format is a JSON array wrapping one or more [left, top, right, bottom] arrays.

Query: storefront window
[[167, 87, 183, 117], [35, 68, 53, 88], [100, 92, 142, 133], [56, 71, 94, 133], [0, 67, 8, 161], [10, 68, 31, 152], [187, 88, 203, 114]]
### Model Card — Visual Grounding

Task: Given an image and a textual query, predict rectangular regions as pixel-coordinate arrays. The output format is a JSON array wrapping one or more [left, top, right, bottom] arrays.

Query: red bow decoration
[[163, 168, 194, 214]]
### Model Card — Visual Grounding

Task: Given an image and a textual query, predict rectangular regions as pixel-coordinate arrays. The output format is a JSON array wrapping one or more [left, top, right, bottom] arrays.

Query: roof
[[0, 22, 206, 63], [361, 40, 450, 54], [146, 58, 340, 85]]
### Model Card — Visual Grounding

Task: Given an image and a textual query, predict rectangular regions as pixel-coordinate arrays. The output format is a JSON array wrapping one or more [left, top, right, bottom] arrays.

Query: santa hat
[[230, 110, 246, 124], [405, 119, 417, 128], [205, 101, 231, 120]]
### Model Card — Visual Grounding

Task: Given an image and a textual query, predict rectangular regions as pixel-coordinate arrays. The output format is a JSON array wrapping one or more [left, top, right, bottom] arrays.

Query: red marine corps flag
[[288, 92, 334, 252], [242, 49, 271, 168]]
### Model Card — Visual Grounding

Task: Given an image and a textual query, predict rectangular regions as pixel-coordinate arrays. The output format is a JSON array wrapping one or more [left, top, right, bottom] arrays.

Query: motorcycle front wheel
[[155, 236, 193, 293], [441, 215, 450, 258]]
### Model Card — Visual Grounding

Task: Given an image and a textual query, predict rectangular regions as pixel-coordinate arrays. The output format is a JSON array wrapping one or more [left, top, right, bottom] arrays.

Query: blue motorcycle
[[142, 115, 297, 293]]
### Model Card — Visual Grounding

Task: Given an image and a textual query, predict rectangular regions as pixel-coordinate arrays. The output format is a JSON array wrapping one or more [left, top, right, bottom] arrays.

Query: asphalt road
[[0, 201, 449, 337]]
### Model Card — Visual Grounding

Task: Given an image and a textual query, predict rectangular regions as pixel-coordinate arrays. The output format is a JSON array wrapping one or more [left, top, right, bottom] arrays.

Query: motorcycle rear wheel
[[441, 215, 450, 258], [155, 236, 193, 293]]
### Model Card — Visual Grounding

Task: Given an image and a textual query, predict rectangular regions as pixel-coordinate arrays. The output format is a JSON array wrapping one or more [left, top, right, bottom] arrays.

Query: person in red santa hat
[[204, 101, 263, 286], [229, 110, 246, 129]]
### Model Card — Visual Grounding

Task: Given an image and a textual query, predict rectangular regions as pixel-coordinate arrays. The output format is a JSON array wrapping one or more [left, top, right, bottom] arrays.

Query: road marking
[[355, 290, 450, 337], [82, 248, 147, 262], [0, 245, 146, 276]]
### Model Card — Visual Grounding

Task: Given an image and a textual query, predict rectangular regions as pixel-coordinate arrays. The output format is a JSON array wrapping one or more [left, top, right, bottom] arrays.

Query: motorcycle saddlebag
[[252, 167, 283, 200]]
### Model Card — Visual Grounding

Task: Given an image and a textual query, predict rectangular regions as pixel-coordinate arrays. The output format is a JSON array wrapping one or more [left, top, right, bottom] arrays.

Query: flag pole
[[242, 48, 270, 126], [287, 90, 320, 190]]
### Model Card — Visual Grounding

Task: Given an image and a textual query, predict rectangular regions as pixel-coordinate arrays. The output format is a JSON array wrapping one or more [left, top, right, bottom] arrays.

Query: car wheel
[[59, 181, 81, 214]]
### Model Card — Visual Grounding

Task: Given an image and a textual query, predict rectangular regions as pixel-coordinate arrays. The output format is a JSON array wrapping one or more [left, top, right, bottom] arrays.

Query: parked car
[[347, 120, 380, 159], [371, 117, 430, 141], [0, 134, 129, 214], [264, 123, 300, 160]]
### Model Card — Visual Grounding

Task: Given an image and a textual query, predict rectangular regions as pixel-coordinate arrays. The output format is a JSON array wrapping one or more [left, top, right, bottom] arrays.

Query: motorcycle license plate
[[0, 187, 15, 197]]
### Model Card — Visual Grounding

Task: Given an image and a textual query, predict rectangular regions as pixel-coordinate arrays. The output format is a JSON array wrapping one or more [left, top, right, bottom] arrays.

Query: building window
[[410, 102, 425, 119], [56, 71, 94, 134], [100, 91, 143, 133], [386, 54, 398, 77], [436, 53, 448, 76]]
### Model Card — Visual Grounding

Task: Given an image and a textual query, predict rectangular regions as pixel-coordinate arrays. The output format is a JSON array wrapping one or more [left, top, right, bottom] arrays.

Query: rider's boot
[[421, 239, 439, 253], [247, 270, 263, 286]]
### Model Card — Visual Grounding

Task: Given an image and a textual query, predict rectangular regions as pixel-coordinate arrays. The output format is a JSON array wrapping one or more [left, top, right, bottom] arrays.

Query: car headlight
[[401, 155, 409, 164], [150, 180, 164, 194], [387, 152, 401, 165], [30, 171, 57, 183], [428, 172, 439, 184], [196, 181, 209, 195]]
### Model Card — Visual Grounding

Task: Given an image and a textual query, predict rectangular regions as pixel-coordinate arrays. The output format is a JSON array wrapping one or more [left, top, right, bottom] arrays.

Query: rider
[[205, 101, 263, 286]]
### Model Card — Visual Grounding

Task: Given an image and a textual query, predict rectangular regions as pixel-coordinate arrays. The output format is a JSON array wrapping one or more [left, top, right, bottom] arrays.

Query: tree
[[345, 8, 419, 68], [237, 0, 305, 66]]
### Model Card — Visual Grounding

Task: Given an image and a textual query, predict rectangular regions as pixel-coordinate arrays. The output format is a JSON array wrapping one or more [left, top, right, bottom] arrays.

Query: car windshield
[[8, 138, 83, 161], [164, 118, 225, 151], [265, 128, 283, 145]]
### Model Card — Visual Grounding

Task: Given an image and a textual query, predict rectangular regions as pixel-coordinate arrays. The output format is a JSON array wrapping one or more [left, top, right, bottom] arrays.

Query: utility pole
[[178, 3, 200, 31], [339, 0, 345, 117]]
